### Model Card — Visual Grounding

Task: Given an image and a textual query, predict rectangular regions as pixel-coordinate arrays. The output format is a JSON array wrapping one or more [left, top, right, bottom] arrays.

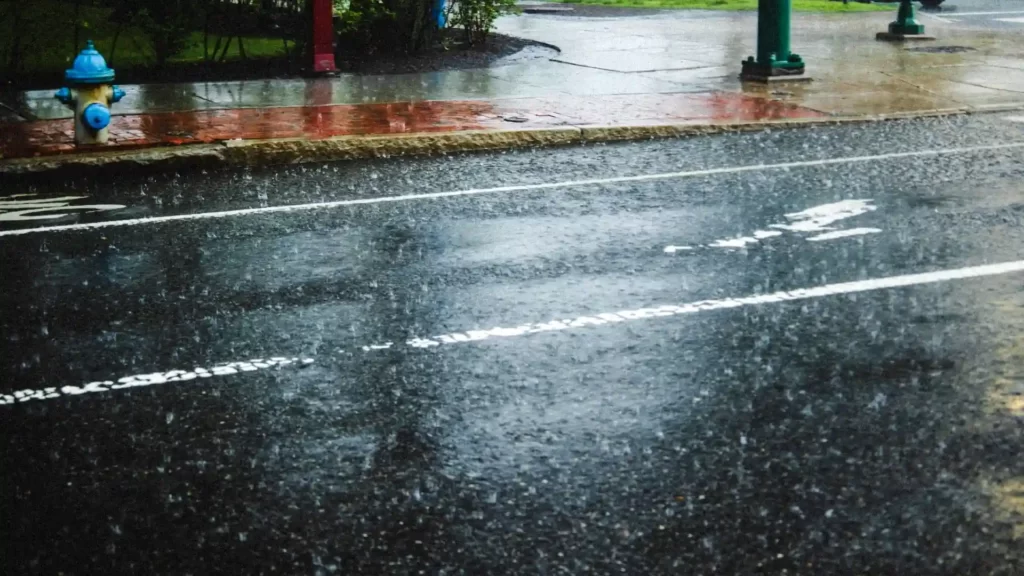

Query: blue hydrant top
[[64, 40, 115, 84]]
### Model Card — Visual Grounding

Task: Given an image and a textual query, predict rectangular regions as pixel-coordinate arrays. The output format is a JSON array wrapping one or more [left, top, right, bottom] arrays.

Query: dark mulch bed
[[338, 29, 555, 75]]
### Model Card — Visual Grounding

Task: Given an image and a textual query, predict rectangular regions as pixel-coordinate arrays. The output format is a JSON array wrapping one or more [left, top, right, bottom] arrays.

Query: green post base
[[884, 0, 927, 37], [742, 0, 807, 82], [889, 21, 926, 35], [740, 56, 806, 81]]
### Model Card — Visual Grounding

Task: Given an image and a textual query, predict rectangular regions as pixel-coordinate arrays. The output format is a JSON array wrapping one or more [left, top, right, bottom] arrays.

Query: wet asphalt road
[[3, 114, 1024, 575], [924, 0, 1024, 29]]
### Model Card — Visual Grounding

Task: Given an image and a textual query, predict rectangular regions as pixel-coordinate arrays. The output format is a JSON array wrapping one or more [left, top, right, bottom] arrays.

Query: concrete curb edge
[[2, 105, 1018, 176]]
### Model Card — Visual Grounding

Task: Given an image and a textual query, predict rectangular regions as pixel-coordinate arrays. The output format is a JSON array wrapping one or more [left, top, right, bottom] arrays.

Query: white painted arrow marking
[[666, 199, 879, 253], [0, 194, 125, 222]]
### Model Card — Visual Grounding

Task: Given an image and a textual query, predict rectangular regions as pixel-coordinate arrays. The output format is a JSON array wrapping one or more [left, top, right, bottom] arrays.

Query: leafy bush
[[334, 0, 397, 54], [446, 0, 518, 45], [1, 0, 479, 82], [136, 0, 203, 65]]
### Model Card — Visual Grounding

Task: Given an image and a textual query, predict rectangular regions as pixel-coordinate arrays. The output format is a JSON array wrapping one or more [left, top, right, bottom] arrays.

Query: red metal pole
[[311, 0, 336, 72]]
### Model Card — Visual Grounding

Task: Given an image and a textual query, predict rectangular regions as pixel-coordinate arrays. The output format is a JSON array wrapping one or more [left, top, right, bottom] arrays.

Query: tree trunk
[[210, 19, 225, 62], [409, 1, 424, 53], [129, 33, 152, 65], [203, 13, 210, 61], [109, 26, 123, 64], [236, 0, 248, 60], [7, 0, 26, 73], [73, 0, 82, 53], [218, 36, 235, 61]]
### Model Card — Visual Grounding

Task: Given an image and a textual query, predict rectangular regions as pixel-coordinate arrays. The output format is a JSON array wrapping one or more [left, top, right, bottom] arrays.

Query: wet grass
[[0, 0, 288, 79], [555, 0, 892, 11]]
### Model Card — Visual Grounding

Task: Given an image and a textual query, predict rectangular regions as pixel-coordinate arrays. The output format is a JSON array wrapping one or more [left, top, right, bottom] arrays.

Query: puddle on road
[[986, 478, 1024, 541], [985, 298, 1024, 419]]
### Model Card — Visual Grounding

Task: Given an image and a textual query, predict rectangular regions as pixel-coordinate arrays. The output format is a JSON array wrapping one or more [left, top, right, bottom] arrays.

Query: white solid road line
[[996, 17, 1024, 24], [943, 10, 1024, 17], [385, 259, 1024, 351], [3, 141, 1024, 238], [1007, 116, 1024, 123], [5, 259, 1024, 407]]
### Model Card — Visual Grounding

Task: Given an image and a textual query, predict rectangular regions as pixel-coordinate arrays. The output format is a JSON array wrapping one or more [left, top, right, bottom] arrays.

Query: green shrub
[[447, 0, 519, 45]]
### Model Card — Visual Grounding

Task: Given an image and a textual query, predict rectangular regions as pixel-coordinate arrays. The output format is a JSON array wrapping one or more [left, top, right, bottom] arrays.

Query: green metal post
[[742, 0, 804, 80], [888, 0, 925, 35]]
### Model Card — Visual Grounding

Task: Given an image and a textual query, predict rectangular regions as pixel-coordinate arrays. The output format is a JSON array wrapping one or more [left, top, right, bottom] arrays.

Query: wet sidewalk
[[0, 93, 824, 158], [496, 9, 1024, 115], [3, 9, 1024, 165]]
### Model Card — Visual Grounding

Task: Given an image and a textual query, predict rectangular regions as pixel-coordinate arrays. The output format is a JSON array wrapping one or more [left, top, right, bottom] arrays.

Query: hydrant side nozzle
[[55, 87, 74, 106], [82, 103, 112, 131], [111, 86, 126, 103]]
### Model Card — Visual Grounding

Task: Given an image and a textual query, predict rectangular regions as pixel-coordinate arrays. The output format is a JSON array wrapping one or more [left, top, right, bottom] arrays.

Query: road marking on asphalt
[[943, 10, 1024, 16], [663, 245, 695, 253], [996, 17, 1024, 24], [387, 260, 1024, 351], [2, 142, 1024, 238], [807, 228, 882, 242], [1006, 116, 1024, 123], [0, 357, 314, 406], [707, 228, 785, 248], [0, 194, 125, 222], [7, 259, 1021, 407], [665, 199, 879, 253]]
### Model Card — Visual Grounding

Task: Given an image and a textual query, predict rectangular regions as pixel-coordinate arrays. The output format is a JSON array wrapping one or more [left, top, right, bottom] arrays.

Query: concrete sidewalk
[[498, 9, 1024, 116], [3, 9, 1024, 172]]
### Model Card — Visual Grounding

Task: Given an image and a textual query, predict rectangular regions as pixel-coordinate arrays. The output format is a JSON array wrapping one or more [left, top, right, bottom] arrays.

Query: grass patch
[[556, 0, 891, 11], [0, 0, 288, 79]]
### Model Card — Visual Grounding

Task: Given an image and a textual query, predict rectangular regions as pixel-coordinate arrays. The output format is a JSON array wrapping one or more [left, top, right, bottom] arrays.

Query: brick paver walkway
[[0, 92, 825, 159]]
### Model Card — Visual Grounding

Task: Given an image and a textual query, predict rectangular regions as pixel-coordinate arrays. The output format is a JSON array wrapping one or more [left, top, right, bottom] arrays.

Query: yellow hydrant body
[[54, 41, 125, 146]]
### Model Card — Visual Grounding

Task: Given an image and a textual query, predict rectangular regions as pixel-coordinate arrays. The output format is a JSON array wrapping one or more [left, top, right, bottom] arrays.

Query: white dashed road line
[[5, 260, 1024, 408], [1, 357, 314, 407], [3, 142, 1024, 238]]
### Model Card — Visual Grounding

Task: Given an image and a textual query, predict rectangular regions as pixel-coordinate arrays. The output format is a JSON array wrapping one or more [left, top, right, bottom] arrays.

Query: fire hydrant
[[54, 40, 126, 145]]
